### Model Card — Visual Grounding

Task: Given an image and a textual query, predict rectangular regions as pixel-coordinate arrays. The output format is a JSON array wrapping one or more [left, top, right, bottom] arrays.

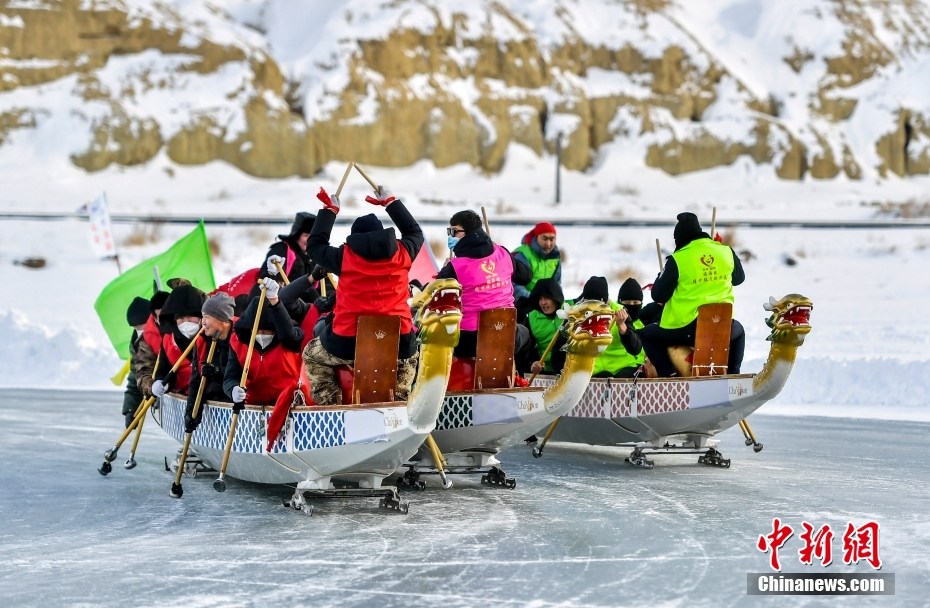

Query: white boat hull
[[156, 393, 431, 488], [533, 373, 763, 447]]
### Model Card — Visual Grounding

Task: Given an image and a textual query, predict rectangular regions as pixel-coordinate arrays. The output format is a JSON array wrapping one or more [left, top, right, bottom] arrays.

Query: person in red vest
[[151, 284, 207, 398], [134, 290, 169, 399], [301, 185, 424, 405], [223, 277, 305, 406]]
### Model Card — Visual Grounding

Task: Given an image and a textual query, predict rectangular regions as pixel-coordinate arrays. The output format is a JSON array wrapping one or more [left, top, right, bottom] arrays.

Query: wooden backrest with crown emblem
[[474, 308, 516, 389], [351, 315, 401, 404]]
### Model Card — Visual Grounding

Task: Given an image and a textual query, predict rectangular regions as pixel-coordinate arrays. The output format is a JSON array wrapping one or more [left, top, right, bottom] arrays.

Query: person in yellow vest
[[513, 221, 561, 320], [566, 276, 644, 378], [639, 212, 745, 377], [591, 277, 646, 378]]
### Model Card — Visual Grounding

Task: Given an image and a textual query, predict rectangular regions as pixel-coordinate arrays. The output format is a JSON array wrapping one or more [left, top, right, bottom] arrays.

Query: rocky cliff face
[[1, 0, 929, 180]]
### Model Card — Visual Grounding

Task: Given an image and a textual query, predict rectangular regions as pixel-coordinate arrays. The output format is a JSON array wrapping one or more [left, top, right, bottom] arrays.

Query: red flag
[[409, 245, 439, 287], [214, 267, 260, 299]]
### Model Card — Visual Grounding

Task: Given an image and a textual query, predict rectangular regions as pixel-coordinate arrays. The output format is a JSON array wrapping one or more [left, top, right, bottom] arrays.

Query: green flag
[[95, 221, 216, 358]]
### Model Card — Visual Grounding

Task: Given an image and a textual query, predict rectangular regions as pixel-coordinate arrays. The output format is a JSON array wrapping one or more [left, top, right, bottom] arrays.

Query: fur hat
[[126, 297, 150, 326], [202, 292, 235, 323], [160, 285, 206, 319], [673, 212, 703, 248], [617, 277, 643, 302], [522, 221, 557, 245], [580, 276, 609, 303], [283, 211, 315, 239], [351, 213, 384, 235]]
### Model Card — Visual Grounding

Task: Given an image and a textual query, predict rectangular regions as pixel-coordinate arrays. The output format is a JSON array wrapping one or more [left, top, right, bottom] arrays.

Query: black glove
[[314, 293, 336, 313], [200, 362, 221, 381], [232, 401, 245, 414], [163, 370, 177, 386], [184, 413, 201, 433], [310, 264, 327, 282]]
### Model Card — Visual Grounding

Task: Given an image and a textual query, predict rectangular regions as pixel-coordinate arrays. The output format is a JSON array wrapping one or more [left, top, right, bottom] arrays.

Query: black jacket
[[259, 239, 311, 283]]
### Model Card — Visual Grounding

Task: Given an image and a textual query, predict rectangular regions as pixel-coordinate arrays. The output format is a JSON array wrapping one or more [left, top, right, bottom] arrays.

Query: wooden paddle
[[214, 283, 267, 492], [170, 339, 218, 498], [98, 331, 203, 476]]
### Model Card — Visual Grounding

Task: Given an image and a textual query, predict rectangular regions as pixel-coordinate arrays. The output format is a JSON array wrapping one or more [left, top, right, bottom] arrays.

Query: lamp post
[[555, 131, 562, 205]]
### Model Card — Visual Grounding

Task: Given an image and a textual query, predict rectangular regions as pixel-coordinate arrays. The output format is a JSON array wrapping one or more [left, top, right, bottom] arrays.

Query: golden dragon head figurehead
[[560, 299, 615, 358], [763, 294, 813, 346], [411, 278, 463, 349]]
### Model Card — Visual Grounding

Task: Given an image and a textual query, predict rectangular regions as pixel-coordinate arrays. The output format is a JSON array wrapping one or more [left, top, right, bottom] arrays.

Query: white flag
[[86, 192, 117, 259]]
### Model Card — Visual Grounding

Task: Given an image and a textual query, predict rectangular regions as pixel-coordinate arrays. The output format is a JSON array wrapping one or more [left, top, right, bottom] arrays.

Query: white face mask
[[177, 321, 200, 339], [255, 334, 275, 349]]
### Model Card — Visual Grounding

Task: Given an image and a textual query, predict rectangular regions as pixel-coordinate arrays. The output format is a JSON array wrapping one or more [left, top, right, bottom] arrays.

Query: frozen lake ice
[[0, 388, 926, 607]]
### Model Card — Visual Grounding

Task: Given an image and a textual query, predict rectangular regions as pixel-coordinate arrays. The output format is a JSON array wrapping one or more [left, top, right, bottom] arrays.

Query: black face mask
[[624, 304, 642, 320]]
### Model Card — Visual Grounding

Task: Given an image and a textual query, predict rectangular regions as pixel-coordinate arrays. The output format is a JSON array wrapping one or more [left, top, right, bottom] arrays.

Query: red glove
[[713, 232, 723, 243], [316, 188, 340, 214], [364, 185, 395, 207]]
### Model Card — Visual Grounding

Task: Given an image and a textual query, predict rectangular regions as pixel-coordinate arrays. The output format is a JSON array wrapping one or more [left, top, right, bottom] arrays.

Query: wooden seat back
[[351, 315, 401, 404], [473, 308, 516, 389], [668, 303, 733, 377], [691, 302, 732, 376]]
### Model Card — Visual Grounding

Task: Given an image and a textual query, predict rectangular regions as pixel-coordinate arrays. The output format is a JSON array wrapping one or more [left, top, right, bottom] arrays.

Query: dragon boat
[[396, 290, 615, 489], [530, 293, 813, 468], [152, 280, 463, 514]]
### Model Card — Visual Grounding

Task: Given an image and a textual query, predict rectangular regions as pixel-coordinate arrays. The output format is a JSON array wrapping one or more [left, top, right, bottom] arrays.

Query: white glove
[[261, 276, 280, 299], [231, 386, 246, 403], [266, 255, 286, 276], [365, 186, 395, 206], [152, 380, 168, 398]]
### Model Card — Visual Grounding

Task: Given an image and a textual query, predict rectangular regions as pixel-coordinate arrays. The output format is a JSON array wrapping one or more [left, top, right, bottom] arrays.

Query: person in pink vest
[[435, 210, 532, 358]]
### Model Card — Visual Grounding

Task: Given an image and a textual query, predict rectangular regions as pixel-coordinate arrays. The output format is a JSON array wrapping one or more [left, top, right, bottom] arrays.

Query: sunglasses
[[446, 227, 465, 237]]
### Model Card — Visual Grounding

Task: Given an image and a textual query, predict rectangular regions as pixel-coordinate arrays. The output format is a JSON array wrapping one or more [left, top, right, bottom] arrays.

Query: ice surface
[[0, 389, 926, 607]]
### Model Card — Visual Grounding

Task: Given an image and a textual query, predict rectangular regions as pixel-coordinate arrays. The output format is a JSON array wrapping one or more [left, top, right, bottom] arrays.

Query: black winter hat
[[284, 211, 315, 239], [161, 285, 206, 319], [580, 276, 609, 303], [351, 213, 383, 235], [257, 305, 277, 331], [617, 277, 643, 302], [126, 297, 150, 326], [529, 278, 565, 307], [150, 290, 170, 313], [673, 212, 703, 248]]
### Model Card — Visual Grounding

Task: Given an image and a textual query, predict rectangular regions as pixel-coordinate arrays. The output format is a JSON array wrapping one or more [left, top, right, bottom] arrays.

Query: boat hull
[[428, 388, 550, 457], [156, 393, 430, 487], [533, 374, 764, 447]]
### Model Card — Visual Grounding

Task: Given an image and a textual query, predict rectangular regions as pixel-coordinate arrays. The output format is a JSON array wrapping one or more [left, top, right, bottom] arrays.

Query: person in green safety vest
[[639, 212, 746, 377], [566, 276, 644, 378], [591, 277, 646, 378], [519, 278, 567, 376], [513, 221, 561, 320]]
